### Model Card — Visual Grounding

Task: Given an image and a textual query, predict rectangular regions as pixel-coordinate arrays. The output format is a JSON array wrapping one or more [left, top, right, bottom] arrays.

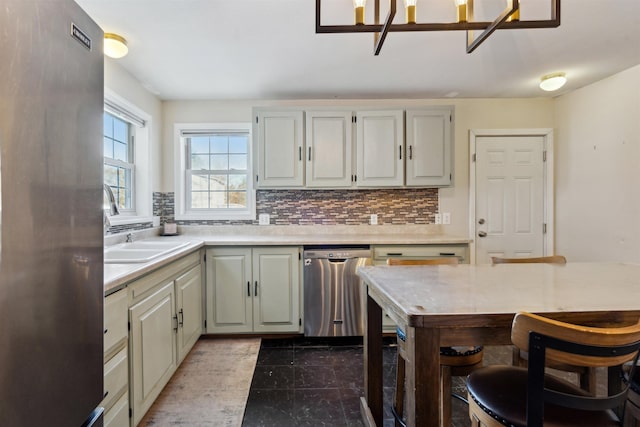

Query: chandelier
[[315, 0, 560, 55]]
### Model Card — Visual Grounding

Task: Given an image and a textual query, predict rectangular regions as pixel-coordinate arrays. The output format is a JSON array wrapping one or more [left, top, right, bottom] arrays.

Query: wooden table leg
[[364, 291, 383, 426], [405, 326, 441, 427]]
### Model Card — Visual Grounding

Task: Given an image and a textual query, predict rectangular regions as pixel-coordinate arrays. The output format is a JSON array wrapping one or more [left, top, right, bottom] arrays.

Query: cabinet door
[[206, 248, 253, 333], [406, 108, 452, 186], [255, 110, 304, 187], [129, 281, 177, 426], [175, 265, 203, 363], [355, 110, 404, 187], [252, 247, 300, 333], [305, 111, 353, 188]]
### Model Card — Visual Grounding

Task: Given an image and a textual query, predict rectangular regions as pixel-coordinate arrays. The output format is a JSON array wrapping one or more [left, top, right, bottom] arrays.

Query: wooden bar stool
[[387, 257, 484, 427], [491, 254, 597, 394], [467, 312, 640, 427]]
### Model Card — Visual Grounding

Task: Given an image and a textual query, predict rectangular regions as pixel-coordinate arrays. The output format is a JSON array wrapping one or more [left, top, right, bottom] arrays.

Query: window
[[103, 111, 134, 211], [176, 123, 255, 220]]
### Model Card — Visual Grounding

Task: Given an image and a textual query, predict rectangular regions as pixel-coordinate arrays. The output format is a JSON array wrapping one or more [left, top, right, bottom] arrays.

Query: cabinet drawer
[[104, 391, 129, 427], [104, 289, 128, 356], [101, 346, 128, 413], [373, 245, 468, 263]]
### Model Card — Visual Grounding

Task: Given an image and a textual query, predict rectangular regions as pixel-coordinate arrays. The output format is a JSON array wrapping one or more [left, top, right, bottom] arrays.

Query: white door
[[474, 135, 547, 264]]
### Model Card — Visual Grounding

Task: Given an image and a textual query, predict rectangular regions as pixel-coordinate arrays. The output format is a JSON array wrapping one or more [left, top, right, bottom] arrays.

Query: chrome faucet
[[103, 184, 119, 235], [103, 184, 119, 216], [126, 233, 133, 243]]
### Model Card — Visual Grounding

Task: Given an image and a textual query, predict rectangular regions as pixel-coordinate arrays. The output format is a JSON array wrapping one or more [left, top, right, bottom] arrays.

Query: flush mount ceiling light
[[316, 0, 560, 56], [539, 72, 567, 91], [104, 33, 128, 59]]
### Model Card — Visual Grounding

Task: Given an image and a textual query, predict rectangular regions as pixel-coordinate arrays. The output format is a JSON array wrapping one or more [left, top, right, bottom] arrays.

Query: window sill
[[175, 212, 255, 221], [106, 215, 156, 226]]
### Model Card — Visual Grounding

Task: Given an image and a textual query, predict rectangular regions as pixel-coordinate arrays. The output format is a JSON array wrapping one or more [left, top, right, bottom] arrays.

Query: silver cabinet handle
[[409, 145, 413, 160], [254, 281, 258, 296], [478, 231, 487, 238], [308, 147, 311, 161], [178, 309, 184, 327], [298, 146, 302, 161]]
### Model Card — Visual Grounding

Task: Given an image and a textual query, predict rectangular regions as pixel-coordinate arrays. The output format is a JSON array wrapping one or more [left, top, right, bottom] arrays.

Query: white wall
[[554, 65, 640, 262], [162, 98, 554, 236], [104, 58, 163, 211]]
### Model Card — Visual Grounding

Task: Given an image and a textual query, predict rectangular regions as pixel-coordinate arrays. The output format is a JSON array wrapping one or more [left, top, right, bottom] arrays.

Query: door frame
[[469, 128, 555, 264]]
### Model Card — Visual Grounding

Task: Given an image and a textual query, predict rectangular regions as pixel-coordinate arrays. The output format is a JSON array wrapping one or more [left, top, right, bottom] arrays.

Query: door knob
[[478, 231, 487, 237]]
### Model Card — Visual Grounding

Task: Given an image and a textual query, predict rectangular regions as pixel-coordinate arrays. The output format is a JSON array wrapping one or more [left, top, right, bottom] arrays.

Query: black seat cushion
[[467, 366, 620, 427]]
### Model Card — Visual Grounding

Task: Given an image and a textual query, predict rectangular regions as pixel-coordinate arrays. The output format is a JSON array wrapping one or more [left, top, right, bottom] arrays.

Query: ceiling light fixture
[[316, 0, 560, 56], [539, 72, 567, 91], [104, 33, 128, 59]]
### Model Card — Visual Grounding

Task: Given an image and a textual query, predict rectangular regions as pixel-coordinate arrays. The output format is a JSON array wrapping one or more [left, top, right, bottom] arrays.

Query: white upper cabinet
[[405, 108, 453, 187], [355, 110, 404, 187], [255, 109, 304, 188], [254, 106, 453, 189], [305, 111, 353, 188]]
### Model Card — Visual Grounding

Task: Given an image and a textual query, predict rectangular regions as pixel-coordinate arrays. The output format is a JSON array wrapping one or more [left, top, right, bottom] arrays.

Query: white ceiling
[[75, 0, 640, 101]]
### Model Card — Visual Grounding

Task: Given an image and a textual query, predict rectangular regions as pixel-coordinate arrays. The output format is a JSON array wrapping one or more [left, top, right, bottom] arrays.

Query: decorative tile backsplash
[[154, 189, 438, 226]]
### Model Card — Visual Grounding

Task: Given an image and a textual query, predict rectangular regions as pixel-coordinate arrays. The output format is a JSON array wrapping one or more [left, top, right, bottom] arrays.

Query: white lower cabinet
[[128, 252, 203, 426], [103, 289, 129, 426], [206, 246, 301, 334]]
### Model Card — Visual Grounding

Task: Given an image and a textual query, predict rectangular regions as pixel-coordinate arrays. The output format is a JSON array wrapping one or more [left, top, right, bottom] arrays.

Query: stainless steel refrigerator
[[0, 1, 105, 426]]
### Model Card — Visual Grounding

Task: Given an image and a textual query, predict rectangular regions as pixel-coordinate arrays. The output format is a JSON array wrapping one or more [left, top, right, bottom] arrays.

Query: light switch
[[443, 212, 451, 225], [258, 213, 270, 225], [434, 213, 442, 224], [370, 214, 378, 225]]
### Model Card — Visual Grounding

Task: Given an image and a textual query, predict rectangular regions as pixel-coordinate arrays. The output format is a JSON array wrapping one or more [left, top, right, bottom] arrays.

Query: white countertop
[[103, 224, 472, 295]]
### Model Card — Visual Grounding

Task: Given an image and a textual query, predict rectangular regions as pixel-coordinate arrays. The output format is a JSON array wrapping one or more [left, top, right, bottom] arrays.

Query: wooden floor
[[138, 337, 261, 427]]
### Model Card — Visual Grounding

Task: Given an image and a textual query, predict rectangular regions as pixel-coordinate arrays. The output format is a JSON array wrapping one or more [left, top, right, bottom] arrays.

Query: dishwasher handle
[[328, 258, 348, 263]]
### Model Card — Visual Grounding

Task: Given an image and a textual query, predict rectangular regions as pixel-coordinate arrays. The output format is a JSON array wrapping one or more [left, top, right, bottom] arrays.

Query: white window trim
[[104, 88, 154, 226], [174, 122, 255, 221]]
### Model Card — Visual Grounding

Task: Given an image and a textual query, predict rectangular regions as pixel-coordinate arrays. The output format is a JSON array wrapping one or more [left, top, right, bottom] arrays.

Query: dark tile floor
[[242, 337, 514, 427]]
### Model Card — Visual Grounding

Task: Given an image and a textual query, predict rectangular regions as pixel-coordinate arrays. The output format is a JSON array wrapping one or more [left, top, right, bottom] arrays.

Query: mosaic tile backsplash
[[153, 189, 438, 226]]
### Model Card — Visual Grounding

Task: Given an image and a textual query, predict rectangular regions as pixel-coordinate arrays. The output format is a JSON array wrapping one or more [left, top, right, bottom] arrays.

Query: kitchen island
[[357, 262, 640, 427]]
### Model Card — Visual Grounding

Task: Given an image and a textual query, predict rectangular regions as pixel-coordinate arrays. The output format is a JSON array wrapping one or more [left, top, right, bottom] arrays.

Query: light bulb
[[104, 33, 128, 59], [539, 73, 567, 92], [454, 0, 467, 23], [404, 0, 417, 24], [353, 0, 366, 25], [506, 0, 520, 22]]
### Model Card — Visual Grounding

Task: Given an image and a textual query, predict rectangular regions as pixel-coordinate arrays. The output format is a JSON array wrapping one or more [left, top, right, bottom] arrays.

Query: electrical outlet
[[258, 213, 270, 225], [370, 214, 378, 225], [434, 213, 442, 224], [442, 212, 451, 225]]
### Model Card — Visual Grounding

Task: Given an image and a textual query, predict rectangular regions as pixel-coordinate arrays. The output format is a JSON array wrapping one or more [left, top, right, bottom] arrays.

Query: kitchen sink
[[121, 241, 190, 251], [104, 241, 190, 263]]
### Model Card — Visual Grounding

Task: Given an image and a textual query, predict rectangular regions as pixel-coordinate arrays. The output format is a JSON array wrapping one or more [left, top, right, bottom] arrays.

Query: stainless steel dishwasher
[[303, 246, 371, 336]]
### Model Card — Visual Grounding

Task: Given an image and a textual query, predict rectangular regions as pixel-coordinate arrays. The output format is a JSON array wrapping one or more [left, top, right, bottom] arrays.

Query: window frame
[[175, 123, 255, 221], [103, 89, 154, 226], [103, 111, 135, 213]]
